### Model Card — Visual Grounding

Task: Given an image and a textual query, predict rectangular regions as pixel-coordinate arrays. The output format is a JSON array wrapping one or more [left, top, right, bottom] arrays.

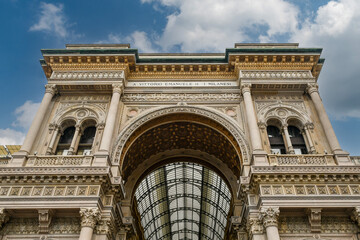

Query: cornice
[[41, 45, 324, 81], [250, 165, 360, 174], [0, 166, 109, 175]]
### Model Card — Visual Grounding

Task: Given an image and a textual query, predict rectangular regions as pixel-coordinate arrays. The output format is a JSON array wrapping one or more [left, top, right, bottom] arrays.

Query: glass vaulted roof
[[135, 162, 231, 240]]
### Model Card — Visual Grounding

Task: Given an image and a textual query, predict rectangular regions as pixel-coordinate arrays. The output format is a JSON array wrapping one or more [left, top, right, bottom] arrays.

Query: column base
[[333, 150, 353, 165], [252, 150, 269, 166], [9, 151, 28, 167], [93, 151, 110, 167]]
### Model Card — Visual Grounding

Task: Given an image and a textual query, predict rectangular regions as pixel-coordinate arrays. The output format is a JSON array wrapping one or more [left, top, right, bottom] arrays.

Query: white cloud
[[145, 0, 299, 52], [29, 2, 68, 38], [290, 0, 360, 119], [0, 128, 25, 145], [100, 31, 156, 52], [12, 101, 40, 129], [0, 100, 40, 145]]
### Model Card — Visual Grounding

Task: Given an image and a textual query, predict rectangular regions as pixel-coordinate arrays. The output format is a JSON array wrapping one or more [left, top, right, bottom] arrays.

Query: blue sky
[[0, 0, 359, 155]]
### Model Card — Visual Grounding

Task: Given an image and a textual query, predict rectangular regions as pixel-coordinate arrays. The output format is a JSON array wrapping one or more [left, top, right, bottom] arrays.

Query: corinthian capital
[[80, 207, 101, 228], [352, 207, 360, 227], [247, 217, 264, 236], [112, 83, 124, 94], [241, 83, 252, 95], [45, 84, 57, 95], [259, 206, 280, 228], [0, 208, 9, 229], [306, 83, 319, 95]]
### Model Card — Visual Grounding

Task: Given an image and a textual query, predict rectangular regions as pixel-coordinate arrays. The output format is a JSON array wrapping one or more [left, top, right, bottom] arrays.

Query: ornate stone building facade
[[0, 43, 359, 240]]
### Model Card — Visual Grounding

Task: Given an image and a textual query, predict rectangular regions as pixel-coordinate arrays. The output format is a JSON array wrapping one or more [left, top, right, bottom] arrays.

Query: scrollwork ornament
[[79, 207, 100, 229], [260, 206, 280, 228]]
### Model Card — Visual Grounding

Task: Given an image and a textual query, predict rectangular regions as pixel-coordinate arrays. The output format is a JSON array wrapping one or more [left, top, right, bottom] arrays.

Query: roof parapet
[[65, 44, 131, 50], [235, 43, 299, 49]]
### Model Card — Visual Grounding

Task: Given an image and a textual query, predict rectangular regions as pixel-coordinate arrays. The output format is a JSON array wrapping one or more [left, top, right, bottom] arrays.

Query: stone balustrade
[[26, 155, 93, 167], [268, 154, 336, 166], [0, 159, 9, 165], [351, 156, 360, 165]]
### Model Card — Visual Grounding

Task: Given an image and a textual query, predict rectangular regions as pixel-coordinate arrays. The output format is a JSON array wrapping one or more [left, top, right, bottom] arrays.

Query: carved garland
[[111, 105, 250, 165]]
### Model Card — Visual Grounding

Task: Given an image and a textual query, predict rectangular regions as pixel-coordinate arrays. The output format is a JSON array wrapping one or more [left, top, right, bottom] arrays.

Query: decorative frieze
[[50, 217, 81, 234], [240, 70, 313, 79], [50, 70, 124, 80], [260, 184, 360, 196], [279, 216, 310, 234], [0, 185, 100, 197], [122, 93, 242, 103]]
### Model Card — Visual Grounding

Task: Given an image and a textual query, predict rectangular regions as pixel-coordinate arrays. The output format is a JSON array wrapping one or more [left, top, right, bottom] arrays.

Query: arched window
[[288, 126, 307, 154], [267, 125, 286, 154], [77, 126, 96, 155], [56, 126, 75, 155]]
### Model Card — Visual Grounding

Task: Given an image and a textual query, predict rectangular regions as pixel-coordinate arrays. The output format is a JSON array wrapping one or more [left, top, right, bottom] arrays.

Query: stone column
[[68, 125, 81, 155], [306, 83, 351, 164], [11, 84, 57, 166], [282, 124, 295, 154], [304, 124, 316, 154], [247, 217, 265, 240], [79, 207, 100, 240], [46, 125, 60, 155], [99, 83, 123, 152], [306, 84, 341, 152], [241, 84, 263, 151], [241, 84, 268, 165], [259, 207, 280, 240]]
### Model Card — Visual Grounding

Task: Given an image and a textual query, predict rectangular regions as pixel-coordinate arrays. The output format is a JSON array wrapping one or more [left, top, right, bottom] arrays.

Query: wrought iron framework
[[135, 162, 231, 240]]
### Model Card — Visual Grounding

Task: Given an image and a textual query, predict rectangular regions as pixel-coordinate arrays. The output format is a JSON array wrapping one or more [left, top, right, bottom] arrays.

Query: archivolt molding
[[111, 105, 250, 166], [53, 102, 107, 127], [257, 101, 311, 127]]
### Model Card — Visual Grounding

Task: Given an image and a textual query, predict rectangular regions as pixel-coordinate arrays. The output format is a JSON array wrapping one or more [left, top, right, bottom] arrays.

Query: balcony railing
[[350, 156, 360, 165], [268, 154, 336, 166], [26, 155, 93, 167]]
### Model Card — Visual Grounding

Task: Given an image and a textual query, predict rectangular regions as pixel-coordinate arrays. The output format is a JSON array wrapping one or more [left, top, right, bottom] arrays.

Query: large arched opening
[[112, 106, 248, 239]]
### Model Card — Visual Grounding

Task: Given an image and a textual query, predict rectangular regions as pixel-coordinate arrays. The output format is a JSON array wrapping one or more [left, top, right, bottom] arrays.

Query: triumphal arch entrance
[[0, 43, 359, 240]]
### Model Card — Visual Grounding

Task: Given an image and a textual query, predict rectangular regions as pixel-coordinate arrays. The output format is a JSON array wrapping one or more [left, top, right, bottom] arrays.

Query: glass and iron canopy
[[135, 162, 231, 240]]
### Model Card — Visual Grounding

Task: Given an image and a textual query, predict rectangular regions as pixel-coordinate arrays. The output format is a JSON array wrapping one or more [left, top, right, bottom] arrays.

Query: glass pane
[[135, 162, 231, 240]]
